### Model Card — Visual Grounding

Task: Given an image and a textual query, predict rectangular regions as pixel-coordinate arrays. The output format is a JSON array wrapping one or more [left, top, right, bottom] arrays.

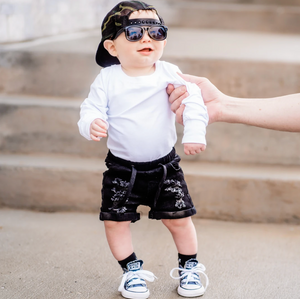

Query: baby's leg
[[163, 217, 208, 297], [104, 220, 133, 260], [104, 220, 156, 298], [161, 217, 197, 254]]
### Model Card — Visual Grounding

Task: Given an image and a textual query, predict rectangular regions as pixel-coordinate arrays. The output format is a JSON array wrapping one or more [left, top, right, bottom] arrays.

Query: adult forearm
[[219, 93, 300, 132]]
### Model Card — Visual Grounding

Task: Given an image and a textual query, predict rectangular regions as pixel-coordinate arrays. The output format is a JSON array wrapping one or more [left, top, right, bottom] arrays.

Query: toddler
[[78, 1, 209, 298]]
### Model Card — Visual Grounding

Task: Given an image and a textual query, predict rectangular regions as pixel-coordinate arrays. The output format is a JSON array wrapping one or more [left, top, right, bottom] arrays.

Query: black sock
[[178, 253, 197, 268], [118, 252, 137, 271]]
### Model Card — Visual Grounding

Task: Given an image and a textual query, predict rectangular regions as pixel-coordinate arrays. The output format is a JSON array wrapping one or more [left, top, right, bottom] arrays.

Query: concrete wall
[[0, 0, 120, 44]]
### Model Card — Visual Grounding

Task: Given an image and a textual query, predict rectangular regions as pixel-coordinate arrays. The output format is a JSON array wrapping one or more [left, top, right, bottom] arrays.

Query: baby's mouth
[[138, 48, 153, 52]]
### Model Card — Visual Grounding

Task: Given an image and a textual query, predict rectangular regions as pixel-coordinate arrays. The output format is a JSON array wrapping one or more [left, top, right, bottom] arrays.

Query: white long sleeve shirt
[[78, 60, 208, 162]]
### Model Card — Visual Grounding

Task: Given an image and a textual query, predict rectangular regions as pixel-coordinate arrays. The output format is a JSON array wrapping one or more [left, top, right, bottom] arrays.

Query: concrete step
[[0, 31, 100, 98], [1, 154, 300, 223], [0, 94, 106, 158], [1, 29, 299, 98], [178, 123, 300, 166], [165, 29, 300, 99], [151, 0, 300, 33], [1, 94, 300, 166]]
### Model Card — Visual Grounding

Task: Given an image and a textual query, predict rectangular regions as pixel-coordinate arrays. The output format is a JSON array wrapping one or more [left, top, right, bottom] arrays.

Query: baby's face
[[112, 10, 167, 74]]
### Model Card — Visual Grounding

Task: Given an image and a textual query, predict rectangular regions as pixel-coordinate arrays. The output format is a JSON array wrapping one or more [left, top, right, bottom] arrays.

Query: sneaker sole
[[177, 285, 205, 298], [121, 289, 150, 299]]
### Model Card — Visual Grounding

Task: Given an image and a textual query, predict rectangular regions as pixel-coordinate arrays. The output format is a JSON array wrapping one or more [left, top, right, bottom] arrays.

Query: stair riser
[[186, 174, 300, 224], [1, 165, 299, 223], [1, 51, 299, 99], [176, 123, 300, 165], [1, 102, 300, 166], [155, 2, 300, 34], [169, 58, 300, 99], [0, 103, 106, 158], [0, 51, 100, 98], [0, 166, 102, 212]]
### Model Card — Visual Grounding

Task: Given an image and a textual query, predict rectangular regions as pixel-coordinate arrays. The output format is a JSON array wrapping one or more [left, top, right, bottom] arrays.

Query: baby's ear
[[104, 40, 118, 57]]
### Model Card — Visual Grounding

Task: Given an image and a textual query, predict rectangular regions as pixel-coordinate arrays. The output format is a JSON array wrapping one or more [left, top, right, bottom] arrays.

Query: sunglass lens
[[149, 26, 167, 41], [125, 27, 143, 41]]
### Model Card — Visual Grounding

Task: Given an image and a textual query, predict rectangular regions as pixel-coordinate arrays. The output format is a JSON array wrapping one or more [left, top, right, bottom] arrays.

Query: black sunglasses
[[123, 25, 168, 42]]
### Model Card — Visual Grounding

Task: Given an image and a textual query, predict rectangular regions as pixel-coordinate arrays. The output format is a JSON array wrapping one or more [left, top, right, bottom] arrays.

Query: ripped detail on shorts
[[109, 177, 130, 213], [111, 178, 129, 202], [164, 179, 186, 209]]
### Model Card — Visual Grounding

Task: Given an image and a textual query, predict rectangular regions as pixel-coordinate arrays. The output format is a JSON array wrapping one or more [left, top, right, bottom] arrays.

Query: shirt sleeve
[[77, 71, 109, 141], [182, 81, 209, 145], [167, 64, 209, 145]]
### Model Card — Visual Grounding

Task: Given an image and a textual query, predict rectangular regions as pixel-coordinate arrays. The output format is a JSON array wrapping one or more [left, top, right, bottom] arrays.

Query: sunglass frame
[[123, 25, 168, 42]]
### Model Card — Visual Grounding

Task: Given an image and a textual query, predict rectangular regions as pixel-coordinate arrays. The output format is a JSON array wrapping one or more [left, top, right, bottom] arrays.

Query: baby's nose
[[141, 29, 151, 42]]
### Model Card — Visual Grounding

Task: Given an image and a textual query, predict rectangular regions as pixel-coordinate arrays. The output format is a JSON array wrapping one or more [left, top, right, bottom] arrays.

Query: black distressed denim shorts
[[100, 148, 196, 222]]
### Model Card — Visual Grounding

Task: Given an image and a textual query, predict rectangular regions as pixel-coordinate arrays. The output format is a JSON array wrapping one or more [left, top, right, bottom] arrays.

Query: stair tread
[[1, 153, 300, 180], [0, 94, 81, 106], [182, 160, 300, 180], [1, 28, 300, 63], [0, 153, 105, 171], [165, 29, 300, 63]]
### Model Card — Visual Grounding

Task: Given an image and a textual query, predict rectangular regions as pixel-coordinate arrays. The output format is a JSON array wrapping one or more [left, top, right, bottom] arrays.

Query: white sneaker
[[118, 260, 156, 299], [170, 259, 209, 297]]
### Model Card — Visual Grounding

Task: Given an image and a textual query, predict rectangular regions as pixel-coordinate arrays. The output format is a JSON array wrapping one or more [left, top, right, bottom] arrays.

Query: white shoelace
[[118, 269, 157, 292], [170, 263, 209, 291]]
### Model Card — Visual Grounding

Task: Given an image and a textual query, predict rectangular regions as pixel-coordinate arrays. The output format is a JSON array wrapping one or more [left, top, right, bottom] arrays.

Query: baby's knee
[[104, 220, 130, 230], [162, 217, 191, 231]]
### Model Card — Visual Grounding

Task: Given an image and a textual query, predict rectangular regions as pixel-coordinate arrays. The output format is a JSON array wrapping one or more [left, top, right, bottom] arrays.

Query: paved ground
[[1, 209, 300, 299]]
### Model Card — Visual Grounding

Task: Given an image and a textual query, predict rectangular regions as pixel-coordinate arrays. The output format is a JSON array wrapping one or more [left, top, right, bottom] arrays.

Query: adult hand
[[167, 74, 224, 125]]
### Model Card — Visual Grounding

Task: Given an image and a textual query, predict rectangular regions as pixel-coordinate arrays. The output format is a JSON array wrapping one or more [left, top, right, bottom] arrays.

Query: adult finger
[[169, 85, 187, 106], [175, 104, 185, 125], [166, 84, 175, 95]]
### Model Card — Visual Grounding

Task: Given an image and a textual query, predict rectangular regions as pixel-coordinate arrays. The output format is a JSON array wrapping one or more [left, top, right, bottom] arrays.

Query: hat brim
[[95, 40, 120, 67]]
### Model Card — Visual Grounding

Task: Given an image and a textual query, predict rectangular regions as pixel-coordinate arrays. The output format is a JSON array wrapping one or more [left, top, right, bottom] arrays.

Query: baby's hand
[[184, 143, 206, 155], [90, 118, 107, 141]]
